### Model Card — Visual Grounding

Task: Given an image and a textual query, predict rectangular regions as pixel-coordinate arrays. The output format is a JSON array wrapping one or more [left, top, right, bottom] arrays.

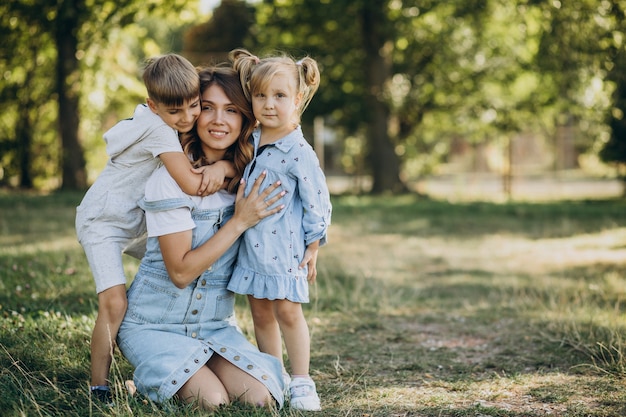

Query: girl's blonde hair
[[230, 48, 320, 125], [180, 65, 255, 193]]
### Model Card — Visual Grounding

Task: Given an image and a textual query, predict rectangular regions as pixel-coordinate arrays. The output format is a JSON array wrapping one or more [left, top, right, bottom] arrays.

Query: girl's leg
[[208, 354, 274, 407], [247, 296, 283, 363], [275, 300, 321, 411], [91, 284, 128, 386], [177, 364, 229, 409], [274, 300, 310, 376]]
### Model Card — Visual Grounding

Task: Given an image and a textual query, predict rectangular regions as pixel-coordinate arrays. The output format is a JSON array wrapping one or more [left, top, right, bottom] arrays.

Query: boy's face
[[147, 96, 201, 134]]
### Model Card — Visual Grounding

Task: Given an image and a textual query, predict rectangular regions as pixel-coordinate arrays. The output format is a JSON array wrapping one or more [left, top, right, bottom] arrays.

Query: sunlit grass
[[2, 192, 626, 416]]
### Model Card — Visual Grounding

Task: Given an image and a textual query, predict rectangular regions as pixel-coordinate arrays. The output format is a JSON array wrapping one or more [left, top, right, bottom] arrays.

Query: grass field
[[1, 190, 626, 416]]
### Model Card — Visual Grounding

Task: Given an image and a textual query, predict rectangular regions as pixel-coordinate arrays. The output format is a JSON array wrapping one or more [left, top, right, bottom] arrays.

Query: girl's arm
[[160, 152, 234, 196], [299, 240, 320, 283], [160, 173, 285, 288]]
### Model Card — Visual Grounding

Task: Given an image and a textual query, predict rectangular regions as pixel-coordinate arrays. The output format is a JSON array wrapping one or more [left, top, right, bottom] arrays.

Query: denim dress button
[[220, 347, 227, 353], [234, 355, 240, 361]]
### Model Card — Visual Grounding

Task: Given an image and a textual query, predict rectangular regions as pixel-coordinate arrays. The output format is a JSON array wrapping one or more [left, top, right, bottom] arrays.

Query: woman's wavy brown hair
[[180, 65, 255, 193]]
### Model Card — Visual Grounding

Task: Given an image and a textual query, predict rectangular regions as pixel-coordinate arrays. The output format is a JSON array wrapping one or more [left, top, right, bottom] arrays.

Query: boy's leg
[[90, 284, 128, 387]]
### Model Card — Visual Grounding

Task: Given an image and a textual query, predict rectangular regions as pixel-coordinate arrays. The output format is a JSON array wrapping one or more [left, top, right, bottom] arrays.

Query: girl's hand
[[299, 241, 320, 283], [233, 171, 285, 229]]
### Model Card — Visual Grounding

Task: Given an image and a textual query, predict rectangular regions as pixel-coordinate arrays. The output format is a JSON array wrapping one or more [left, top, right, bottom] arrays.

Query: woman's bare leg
[[177, 364, 229, 410], [208, 354, 274, 407]]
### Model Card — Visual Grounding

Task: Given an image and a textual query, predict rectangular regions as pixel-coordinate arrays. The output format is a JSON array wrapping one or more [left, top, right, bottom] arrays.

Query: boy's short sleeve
[[147, 124, 184, 158], [144, 167, 195, 237]]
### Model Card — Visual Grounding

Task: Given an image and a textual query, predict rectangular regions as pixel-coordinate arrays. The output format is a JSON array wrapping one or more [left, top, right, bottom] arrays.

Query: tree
[[1, 1, 57, 189], [2, 0, 191, 190], [599, 1, 626, 193], [231, 0, 495, 194], [183, 0, 255, 64]]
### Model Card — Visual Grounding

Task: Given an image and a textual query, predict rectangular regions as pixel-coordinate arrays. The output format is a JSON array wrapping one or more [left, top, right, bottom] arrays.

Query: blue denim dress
[[228, 126, 332, 303], [117, 197, 284, 406]]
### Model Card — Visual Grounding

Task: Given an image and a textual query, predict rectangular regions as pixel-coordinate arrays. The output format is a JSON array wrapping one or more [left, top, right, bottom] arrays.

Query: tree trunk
[[56, 0, 87, 190], [16, 45, 39, 189], [360, 2, 407, 194], [17, 106, 33, 189]]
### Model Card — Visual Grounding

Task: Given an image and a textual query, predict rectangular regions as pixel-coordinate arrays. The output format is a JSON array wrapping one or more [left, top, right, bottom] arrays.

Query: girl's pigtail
[[230, 48, 258, 101], [296, 56, 320, 115]]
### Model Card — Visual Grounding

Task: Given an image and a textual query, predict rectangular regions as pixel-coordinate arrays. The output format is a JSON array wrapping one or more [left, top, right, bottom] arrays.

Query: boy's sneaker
[[289, 377, 321, 411], [90, 386, 113, 406]]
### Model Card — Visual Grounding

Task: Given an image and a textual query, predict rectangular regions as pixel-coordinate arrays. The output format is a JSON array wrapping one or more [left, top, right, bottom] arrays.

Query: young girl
[[228, 49, 332, 411]]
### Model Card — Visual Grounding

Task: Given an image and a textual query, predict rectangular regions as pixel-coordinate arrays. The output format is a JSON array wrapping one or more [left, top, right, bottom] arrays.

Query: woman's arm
[[160, 172, 284, 288]]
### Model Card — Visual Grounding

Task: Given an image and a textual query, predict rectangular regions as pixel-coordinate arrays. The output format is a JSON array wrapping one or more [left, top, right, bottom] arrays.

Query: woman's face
[[196, 83, 244, 163]]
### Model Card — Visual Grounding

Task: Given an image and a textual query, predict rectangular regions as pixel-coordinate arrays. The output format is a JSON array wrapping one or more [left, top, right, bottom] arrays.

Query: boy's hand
[[192, 163, 229, 196]]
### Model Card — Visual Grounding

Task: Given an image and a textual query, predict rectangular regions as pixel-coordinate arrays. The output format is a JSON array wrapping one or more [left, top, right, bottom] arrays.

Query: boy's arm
[[160, 152, 236, 196], [159, 152, 203, 196], [191, 160, 237, 193]]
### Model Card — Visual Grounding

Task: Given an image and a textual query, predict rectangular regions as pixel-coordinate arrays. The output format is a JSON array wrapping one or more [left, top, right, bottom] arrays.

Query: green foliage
[[1, 0, 626, 193]]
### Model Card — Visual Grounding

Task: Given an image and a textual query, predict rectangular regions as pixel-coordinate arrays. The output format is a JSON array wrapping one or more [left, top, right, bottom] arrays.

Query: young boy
[[75, 54, 234, 403]]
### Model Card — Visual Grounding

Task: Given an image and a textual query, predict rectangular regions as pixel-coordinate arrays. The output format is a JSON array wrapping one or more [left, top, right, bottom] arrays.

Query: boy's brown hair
[[143, 54, 200, 106]]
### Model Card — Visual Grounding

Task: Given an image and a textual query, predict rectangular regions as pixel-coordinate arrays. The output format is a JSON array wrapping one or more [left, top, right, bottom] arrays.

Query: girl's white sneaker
[[289, 377, 321, 411]]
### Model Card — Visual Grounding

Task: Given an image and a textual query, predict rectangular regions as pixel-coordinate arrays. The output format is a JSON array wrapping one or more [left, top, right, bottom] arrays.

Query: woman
[[117, 66, 286, 410]]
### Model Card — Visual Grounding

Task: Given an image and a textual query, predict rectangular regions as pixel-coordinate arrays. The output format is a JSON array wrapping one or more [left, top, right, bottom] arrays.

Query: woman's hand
[[232, 171, 285, 230]]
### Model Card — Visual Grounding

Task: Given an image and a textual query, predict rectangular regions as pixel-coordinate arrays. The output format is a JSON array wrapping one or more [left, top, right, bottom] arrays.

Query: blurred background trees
[[2, 0, 626, 195]]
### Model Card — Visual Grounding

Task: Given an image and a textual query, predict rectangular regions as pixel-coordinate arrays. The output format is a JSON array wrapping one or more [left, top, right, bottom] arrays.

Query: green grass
[[2, 190, 626, 416]]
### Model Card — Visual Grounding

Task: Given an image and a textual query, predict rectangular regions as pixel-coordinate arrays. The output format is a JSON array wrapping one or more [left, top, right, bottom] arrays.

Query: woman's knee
[[178, 367, 230, 409]]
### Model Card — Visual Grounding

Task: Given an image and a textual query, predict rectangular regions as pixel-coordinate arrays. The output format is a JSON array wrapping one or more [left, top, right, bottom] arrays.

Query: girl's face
[[252, 72, 300, 138], [196, 84, 243, 163], [148, 96, 201, 134]]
